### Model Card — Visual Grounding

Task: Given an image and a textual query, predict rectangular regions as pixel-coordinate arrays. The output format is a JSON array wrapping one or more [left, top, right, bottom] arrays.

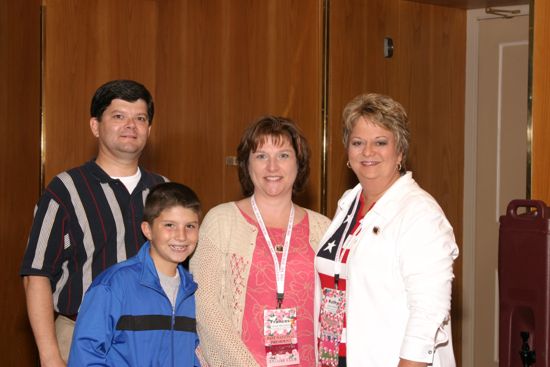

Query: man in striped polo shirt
[[20, 80, 167, 366]]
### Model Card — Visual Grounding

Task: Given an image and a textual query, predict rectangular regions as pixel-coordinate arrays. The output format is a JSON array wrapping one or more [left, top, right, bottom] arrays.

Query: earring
[[346, 161, 351, 169], [397, 162, 402, 172]]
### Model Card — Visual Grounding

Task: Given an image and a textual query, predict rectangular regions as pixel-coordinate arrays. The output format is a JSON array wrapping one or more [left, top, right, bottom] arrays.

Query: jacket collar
[[337, 172, 416, 221], [320, 172, 417, 251], [137, 242, 198, 300]]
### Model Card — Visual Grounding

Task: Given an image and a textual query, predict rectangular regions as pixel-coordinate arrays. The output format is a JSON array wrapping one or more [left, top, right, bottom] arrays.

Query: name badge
[[318, 288, 346, 367], [264, 307, 300, 366]]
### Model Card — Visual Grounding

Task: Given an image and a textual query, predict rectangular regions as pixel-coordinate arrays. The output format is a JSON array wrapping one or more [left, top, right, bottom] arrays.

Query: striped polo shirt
[[20, 160, 167, 316]]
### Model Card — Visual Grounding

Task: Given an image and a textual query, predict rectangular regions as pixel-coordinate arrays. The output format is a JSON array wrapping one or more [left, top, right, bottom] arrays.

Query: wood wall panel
[[327, 1, 465, 364], [327, 0, 400, 217], [151, 0, 323, 213], [532, 0, 550, 203], [0, 0, 41, 365], [42, 0, 159, 183], [408, 0, 528, 8], [396, 2, 466, 218], [396, 4, 465, 364]]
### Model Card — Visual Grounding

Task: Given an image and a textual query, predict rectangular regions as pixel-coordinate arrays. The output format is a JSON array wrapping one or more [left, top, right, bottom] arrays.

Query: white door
[[463, 6, 529, 367]]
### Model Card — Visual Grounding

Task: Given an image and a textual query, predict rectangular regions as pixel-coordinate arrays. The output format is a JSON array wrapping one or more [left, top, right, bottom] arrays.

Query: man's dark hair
[[90, 80, 154, 124], [143, 182, 201, 224]]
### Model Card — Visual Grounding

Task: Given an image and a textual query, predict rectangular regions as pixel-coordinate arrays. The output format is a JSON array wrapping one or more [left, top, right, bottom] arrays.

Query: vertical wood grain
[[327, 1, 465, 363], [396, 4, 466, 364], [42, 0, 159, 184], [531, 0, 550, 202], [327, 0, 401, 217], [0, 0, 41, 364], [151, 0, 323, 213]]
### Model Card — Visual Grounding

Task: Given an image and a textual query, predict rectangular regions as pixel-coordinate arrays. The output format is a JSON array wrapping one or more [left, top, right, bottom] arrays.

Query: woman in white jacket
[[315, 93, 459, 367]]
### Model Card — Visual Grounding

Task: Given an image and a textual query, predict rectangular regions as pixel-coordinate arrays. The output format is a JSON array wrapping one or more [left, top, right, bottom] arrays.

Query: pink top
[[240, 210, 316, 366]]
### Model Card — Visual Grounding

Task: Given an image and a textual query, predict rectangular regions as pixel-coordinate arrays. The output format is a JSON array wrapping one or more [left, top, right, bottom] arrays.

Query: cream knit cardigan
[[190, 202, 330, 367]]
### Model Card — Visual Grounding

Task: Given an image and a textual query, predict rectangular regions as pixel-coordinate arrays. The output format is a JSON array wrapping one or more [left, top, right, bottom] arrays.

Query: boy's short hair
[[143, 182, 201, 224]]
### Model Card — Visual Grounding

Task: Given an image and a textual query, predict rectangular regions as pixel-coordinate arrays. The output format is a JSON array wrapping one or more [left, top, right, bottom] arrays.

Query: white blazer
[[315, 172, 459, 366]]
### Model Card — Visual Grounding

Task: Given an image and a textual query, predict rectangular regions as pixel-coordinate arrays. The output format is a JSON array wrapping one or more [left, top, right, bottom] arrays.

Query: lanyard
[[251, 195, 295, 308], [333, 191, 363, 288]]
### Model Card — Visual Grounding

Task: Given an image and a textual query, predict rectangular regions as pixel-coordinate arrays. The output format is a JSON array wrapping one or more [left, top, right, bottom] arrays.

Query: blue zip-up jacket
[[68, 242, 200, 366]]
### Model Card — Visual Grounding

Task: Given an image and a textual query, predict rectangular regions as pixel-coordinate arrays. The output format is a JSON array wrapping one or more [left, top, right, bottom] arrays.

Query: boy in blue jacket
[[68, 182, 201, 366]]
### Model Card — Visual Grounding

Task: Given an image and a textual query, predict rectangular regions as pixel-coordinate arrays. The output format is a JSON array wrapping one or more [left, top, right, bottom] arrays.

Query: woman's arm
[[398, 203, 458, 364], [190, 213, 259, 367], [398, 358, 428, 367]]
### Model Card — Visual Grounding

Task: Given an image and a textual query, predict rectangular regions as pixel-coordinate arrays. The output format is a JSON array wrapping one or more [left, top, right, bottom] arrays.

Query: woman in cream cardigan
[[190, 116, 330, 366]]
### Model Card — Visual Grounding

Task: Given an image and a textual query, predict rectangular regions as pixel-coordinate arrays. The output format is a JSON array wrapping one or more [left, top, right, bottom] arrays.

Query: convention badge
[[318, 287, 346, 367], [264, 307, 300, 366]]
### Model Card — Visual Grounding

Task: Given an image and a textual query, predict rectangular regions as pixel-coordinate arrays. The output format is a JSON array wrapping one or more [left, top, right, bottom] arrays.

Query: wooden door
[[42, 0, 159, 183], [532, 0, 550, 202], [150, 0, 324, 213], [327, 0, 465, 364], [0, 1, 41, 365], [326, 0, 397, 216]]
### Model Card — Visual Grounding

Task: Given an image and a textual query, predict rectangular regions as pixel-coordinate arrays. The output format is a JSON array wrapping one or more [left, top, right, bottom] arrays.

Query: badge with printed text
[[264, 307, 300, 366], [318, 288, 346, 367]]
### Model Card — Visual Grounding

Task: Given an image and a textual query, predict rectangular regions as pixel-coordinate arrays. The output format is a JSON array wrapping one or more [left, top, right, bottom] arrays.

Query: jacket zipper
[[171, 299, 176, 366]]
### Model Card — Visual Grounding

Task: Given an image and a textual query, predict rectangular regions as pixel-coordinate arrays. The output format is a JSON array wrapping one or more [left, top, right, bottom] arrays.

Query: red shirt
[[240, 210, 316, 366]]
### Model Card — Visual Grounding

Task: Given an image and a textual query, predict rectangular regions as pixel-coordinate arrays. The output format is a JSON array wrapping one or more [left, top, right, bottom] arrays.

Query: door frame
[[462, 5, 531, 366]]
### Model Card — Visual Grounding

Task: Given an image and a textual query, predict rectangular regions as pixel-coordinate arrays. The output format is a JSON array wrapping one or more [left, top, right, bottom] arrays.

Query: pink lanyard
[[251, 195, 295, 308]]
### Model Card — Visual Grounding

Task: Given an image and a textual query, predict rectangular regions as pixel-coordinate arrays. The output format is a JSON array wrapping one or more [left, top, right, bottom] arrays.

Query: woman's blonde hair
[[342, 93, 410, 174]]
